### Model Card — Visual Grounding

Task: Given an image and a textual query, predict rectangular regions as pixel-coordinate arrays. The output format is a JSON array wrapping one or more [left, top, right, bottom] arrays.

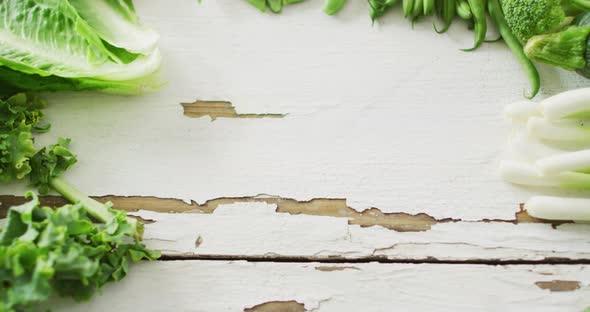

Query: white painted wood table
[[3, 0, 590, 311]]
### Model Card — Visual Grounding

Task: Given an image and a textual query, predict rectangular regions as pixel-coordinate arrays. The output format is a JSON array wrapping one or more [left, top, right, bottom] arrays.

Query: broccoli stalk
[[523, 11, 590, 78], [524, 25, 590, 71]]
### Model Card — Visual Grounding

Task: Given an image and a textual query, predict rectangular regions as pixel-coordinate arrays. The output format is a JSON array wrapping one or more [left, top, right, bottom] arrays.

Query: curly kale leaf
[[0, 193, 160, 312]]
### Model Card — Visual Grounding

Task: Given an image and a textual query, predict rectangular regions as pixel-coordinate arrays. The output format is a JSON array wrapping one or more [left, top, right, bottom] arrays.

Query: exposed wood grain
[[535, 280, 582, 292], [49, 261, 590, 312], [182, 100, 284, 121], [314, 266, 360, 271], [244, 301, 305, 312], [0, 194, 568, 227]]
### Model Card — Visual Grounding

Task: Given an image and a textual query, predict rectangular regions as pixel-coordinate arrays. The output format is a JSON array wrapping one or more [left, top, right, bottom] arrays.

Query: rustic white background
[[3, 0, 590, 310]]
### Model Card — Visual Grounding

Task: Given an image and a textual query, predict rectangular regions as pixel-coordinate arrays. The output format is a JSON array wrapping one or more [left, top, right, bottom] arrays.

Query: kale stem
[[49, 176, 142, 238]]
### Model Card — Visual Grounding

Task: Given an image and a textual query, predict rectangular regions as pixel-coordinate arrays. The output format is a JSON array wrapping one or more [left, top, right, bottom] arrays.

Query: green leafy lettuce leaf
[[0, 0, 161, 93], [69, 0, 160, 55]]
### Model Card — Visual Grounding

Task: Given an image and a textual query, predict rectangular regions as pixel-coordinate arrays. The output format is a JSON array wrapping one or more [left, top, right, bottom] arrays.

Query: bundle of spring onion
[[248, 0, 590, 98], [501, 88, 590, 221]]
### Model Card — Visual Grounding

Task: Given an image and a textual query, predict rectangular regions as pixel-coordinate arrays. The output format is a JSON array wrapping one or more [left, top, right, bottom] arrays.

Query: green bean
[[284, 0, 305, 4], [266, 0, 283, 12], [412, 0, 423, 19], [324, 0, 347, 15], [488, 0, 540, 98], [434, 0, 456, 33], [248, 0, 267, 12], [571, 0, 590, 9], [456, 0, 472, 20], [403, 0, 414, 17], [463, 0, 486, 51], [369, 0, 399, 20], [423, 0, 435, 15]]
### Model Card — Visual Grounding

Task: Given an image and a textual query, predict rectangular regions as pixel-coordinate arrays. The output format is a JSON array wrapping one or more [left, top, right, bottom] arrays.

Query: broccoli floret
[[502, 0, 567, 42]]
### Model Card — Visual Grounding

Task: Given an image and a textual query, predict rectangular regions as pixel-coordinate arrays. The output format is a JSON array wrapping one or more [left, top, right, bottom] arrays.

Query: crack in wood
[[314, 266, 360, 272], [181, 100, 285, 121], [0, 195, 569, 232], [158, 254, 590, 265]]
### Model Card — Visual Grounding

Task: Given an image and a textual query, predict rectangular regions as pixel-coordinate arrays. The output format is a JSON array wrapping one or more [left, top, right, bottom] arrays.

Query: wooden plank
[[4, 0, 589, 223], [2, 196, 588, 261], [50, 261, 590, 312], [135, 202, 590, 261]]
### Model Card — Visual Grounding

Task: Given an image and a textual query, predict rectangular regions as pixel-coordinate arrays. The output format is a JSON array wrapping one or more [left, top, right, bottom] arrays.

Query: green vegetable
[[0, 1, 161, 309], [369, 0, 399, 20], [502, 0, 568, 42], [0, 0, 161, 95], [456, 0, 472, 19], [267, 0, 284, 13], [525, 196, 590, 220], [505, 89, 590, 221], [501, 88, 590, 194], [248, 0, 268, 11], [246, 0, 306, 13], [524, 12, 590, 78], [0, 94, 143, 238], [525, 25, 590, 71], [463, 0, 487, 51], [403, 0, 414, 17], [434, 0, 456, 33], [0, 192, 159, 311], [325, 0, 347, 15], [0, 94, 47, 183], [488, 0, 540, 98], [423, 0, 435, 15], [0, 93, 156, 310]]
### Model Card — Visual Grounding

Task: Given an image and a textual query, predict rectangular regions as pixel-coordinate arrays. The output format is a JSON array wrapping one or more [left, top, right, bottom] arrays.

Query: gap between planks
[[157, 254, 590, 266]]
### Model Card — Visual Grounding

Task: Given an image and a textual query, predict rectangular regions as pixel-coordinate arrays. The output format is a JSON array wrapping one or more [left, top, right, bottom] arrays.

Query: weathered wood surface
[[51, 261, 590, 312], [2, 0, 590, 310]]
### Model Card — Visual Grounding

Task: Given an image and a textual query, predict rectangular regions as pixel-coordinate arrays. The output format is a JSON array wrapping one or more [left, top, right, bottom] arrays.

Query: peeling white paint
[[50, 261, 590, 312], [137, 202, 590, 261], [3, 1, 590, 309]]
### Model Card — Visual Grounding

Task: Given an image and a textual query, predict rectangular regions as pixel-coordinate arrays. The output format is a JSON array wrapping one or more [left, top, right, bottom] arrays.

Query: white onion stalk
[[499, 160, 559, 187], [541, 87, 590, 121], [526, 196, 590, 221], [504, 100, 541, 121], [501, 160, 590, 189], [507, 132, 562, 161], [527, 117, 590, 143], [536, 149, 590, 175]]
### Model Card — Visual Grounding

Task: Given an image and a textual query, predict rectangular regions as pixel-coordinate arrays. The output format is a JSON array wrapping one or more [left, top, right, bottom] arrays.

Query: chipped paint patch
[[0, 195, 562, 231], [315, 266, 360, 272], [0, 195, 453, 232], [535, 280, 581, 292], [244, 300, 305, 312], [182, 100, 284, 121]]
